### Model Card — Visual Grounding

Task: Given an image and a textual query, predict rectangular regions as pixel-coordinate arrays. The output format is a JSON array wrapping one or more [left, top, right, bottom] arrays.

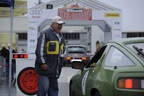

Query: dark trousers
[[37, 75, 58, 96], [6, 61, 9, 78]]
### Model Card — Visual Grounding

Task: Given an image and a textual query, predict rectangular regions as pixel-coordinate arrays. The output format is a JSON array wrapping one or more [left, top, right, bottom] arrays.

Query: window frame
[[103, 46, 136, 67], [86, 45, 107, 67]]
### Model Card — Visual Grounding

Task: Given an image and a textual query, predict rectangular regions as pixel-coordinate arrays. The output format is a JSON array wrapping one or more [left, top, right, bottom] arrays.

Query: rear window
[[67, 46, 86, 53], [104, 46, 135, 67], [126, 43, 144, 61]]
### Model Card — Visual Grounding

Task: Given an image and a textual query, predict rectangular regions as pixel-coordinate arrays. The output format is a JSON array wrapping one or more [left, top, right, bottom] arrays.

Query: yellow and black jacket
[[35, 27, 65, 78]]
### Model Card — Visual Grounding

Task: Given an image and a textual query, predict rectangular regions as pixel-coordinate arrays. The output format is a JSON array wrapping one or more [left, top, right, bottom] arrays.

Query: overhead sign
[[104, 13, 120, 17], [58, 4, 92, 21]]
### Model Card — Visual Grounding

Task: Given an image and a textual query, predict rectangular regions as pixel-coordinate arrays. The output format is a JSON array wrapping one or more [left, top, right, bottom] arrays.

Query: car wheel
[[92, 91, 101, 96], [70, 84, 73, 96]]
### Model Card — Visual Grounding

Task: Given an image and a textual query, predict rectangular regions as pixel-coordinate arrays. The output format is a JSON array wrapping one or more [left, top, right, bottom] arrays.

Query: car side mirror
[[71, 62, 85, 71]]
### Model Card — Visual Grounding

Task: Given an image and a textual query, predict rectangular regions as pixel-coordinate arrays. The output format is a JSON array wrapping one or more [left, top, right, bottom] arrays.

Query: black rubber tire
[[92, 91, 101, 96], [70, 84, 73, 96]]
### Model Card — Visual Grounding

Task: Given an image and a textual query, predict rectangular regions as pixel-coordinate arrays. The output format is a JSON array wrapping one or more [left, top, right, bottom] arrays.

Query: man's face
[[53, 23, 63, 33]]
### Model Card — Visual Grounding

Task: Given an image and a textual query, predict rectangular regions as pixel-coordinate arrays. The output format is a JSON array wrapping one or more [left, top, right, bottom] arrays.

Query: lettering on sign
[[29, 9, 43, 16], [104, 13, 120, 17], [58, 4, 92, 21]]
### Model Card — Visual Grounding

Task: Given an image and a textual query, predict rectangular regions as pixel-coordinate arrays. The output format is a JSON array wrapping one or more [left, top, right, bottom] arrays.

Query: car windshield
[[67, 46, 86, 54], [126, 43, 144, 61]]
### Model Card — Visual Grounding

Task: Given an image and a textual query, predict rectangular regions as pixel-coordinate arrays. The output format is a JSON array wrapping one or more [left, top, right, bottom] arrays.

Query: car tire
[[92, 91, 101, 96], [70, 84, 73, 96]]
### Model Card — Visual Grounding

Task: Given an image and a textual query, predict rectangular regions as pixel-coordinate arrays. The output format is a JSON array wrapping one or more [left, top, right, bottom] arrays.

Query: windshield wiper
[[132, 45, 144, 58]]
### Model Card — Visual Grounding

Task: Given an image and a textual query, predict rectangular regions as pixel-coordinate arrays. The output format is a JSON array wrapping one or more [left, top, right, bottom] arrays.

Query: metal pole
[[38, 0, 41, 4], [8, 5, 14, 96]]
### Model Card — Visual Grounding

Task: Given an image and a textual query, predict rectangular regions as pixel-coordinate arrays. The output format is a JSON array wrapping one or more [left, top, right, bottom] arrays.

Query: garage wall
[[0, 16, 27, 49], [91, 26, 104, 54], [0, 33, 16, 49], [0, 16, 27, 33]]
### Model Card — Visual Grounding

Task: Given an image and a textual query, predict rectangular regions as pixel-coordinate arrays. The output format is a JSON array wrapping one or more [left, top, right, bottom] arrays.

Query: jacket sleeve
[[35, 32, 47, 64]]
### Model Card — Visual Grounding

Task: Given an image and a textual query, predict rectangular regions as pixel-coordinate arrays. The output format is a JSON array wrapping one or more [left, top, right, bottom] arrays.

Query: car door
[[98, 45, 136, 96], [82, 45, 108, 96], [70, 69, 90, 96], [96, 45, 120, 96]]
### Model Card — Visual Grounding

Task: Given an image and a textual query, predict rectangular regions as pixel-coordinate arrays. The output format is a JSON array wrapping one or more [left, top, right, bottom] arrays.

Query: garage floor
[[0, 79, 16, 96], [0, 67, 79, 96]]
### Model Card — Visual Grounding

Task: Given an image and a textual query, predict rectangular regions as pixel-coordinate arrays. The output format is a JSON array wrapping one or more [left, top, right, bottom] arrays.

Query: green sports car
[[70, 38, 144, 96]]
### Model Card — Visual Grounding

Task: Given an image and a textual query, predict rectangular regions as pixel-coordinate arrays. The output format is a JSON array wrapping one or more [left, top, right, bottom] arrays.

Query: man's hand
[[41, 64, 48, 70]]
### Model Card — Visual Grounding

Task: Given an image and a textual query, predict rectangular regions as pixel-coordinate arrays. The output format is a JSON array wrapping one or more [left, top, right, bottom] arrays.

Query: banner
[[58, 4, 92, 21]]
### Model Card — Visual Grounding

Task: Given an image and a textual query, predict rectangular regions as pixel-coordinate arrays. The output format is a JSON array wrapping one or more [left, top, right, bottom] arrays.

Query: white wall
[[27, 0, 144, 32], [91, 26, 104, 54], [0, 16, 28, 33], [100, 0, 144, 32]]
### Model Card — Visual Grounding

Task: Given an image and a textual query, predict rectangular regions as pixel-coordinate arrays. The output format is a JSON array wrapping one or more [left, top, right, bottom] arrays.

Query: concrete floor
[[0, 67, 79, 96], [0, 79, 16, 96]]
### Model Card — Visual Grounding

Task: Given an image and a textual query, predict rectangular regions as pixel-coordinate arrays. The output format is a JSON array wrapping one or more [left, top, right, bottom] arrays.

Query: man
[[0, 44, 9, 79], [35, 16, 65, 96], [96, 40, 101, 53], [7, 44, 17, 85]]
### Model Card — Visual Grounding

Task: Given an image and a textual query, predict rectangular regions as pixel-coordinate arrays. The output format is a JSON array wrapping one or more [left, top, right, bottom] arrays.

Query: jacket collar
[[49, 27, 62, 41]]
